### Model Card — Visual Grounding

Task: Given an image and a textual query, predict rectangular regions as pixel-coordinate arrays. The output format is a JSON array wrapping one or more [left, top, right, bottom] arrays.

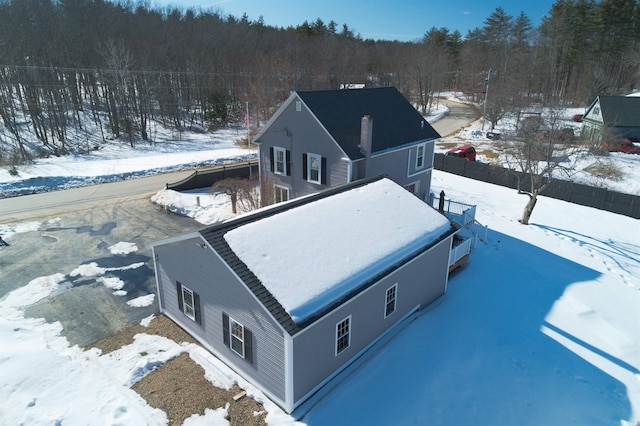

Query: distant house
[[582, 96, 640, 142], [253, 87, 441, 204], [149, 176, 458, 414]]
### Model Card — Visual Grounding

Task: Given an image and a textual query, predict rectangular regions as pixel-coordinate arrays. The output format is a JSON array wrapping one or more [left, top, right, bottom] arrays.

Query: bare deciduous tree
[[504, 106, 585, 224], [101, 39, 136, 145], [211, 177, 260, 214], [1, 0, 640, 165]]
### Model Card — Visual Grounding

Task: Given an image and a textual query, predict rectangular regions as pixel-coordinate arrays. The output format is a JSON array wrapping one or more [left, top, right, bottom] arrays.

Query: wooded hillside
[[1, 0, 639, 163]]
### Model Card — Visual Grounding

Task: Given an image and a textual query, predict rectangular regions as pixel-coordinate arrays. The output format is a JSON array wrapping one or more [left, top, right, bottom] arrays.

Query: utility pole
[[482, 69, 491, 131]]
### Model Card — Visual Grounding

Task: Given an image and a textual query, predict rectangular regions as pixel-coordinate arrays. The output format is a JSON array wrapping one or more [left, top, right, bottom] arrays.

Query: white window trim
[[384, 284, 398, 318], [181, 285, 195, 321], [229, 317, 245, 358], [274, 184, 289, 203], [335, 315, 352, 356], [404, 181, 419, 196], [274, 146, 287, 176], [307, 153, 322, 184], [415, 143, 426, 169]]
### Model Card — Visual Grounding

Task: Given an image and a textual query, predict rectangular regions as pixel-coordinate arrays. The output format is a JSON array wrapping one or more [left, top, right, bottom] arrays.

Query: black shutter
[[176, 281, 183, 311], [244, 328, 253, 364], [193, 292, 201, 325], [302, 153, 308, 180], [286, 150, 291, 176], [321, 157, 327, 185], [222, 313, 230, 347], [269, 147, 274, 172]]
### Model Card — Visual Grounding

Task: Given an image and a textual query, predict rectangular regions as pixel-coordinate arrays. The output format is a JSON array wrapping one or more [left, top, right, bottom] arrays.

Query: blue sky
[[152, 0, 557, 41]]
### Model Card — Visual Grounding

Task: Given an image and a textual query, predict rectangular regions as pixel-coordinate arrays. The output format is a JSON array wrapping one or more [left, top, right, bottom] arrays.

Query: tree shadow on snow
[[304, 229, 631, 426], [532, 224, 640, 277]]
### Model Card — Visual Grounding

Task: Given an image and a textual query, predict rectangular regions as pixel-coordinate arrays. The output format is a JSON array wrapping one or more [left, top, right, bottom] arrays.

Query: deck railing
[[449, 237, 472, 267], [429, 192, 488, 247]]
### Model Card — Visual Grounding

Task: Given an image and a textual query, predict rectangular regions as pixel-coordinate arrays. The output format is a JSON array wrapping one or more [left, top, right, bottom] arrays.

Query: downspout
[[284, 333, 294, 413]]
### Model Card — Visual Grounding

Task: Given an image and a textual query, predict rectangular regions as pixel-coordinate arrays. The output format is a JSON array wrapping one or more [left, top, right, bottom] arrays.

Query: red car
[[445, 145, 477, 161], [603, 138, 640, 154]]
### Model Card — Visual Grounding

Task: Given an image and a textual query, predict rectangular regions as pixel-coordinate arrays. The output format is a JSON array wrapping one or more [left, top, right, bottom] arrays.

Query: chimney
[[358, 115, 373, 178], [359, 115, 373, 157]]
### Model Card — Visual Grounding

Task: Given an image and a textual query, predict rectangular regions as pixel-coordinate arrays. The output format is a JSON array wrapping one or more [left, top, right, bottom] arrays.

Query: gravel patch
[[87, 315, 197, 353], [88, 315, 267, 426]]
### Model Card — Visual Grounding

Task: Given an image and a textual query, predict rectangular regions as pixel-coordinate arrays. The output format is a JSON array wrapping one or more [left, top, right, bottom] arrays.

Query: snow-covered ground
[[0, 125, 256, 198], [1, 105, 639, 425], [3, 95, 640, 198], [436, 100, 640, 195]]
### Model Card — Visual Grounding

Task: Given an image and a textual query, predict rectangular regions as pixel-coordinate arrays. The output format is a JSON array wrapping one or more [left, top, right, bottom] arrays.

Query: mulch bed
[[88, 315, 267, 426]]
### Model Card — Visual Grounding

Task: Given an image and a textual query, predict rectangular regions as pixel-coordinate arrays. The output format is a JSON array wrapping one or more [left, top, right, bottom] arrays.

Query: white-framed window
[[307, 153, 322, 184], [274, 147, 287, 175], [230, 317, 245, 358], [177, 282, 201, 324], [404, 181, 419, 196], [181, 284, 195, 320], [335, 316, 351, 355], [415, 143, 426, 169], [303, 153, 326, 185], [274, 185, 289, 203], [385, 284, 397, 318], [222, 313, 253, 363]]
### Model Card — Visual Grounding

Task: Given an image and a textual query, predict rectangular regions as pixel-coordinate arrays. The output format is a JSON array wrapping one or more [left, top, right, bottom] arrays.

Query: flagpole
[[245, 101, 250, 146]]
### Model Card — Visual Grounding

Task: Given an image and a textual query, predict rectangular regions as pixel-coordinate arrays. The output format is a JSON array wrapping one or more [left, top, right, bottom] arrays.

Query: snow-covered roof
[[223, 178, 453, 324]]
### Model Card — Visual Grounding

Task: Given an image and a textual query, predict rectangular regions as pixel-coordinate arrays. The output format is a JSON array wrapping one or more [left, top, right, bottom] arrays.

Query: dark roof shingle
[[296, 87, 440, 159], [595, 96, 640, 127]]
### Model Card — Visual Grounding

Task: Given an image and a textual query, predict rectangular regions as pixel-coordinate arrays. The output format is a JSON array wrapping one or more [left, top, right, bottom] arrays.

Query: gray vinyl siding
[[258, 97, 350, 199], [154, 237, 286, 402], [291, 235, 452, 403], [367, 141, 435, 199]]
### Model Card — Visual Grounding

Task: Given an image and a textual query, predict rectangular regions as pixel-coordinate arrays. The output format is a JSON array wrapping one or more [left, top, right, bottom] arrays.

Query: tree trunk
[[520, 193, 537, 225], [230, 193, 238, 214]]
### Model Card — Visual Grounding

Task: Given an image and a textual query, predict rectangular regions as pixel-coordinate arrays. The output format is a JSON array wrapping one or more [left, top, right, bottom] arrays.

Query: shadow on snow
[[533, 224, 640, 276], [304, 229, 631, 425]]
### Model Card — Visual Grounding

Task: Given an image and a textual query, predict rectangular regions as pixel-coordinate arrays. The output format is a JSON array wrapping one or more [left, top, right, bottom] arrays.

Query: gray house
[[253, 86, 441, 204], [582, 95, 640, 142], [149, 176, 458, 414]]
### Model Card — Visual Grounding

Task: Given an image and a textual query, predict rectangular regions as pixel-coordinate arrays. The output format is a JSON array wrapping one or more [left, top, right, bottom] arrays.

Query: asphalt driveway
[[0, 194, 201, 347]]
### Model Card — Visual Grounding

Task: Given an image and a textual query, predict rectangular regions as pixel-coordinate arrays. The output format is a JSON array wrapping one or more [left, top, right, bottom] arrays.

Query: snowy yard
[[0, 102, 639, 425]]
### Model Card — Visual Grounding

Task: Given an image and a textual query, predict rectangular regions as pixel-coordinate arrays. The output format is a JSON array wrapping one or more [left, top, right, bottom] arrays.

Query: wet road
[[0, 178, 201, 347], [0, 170, 193, 223], [431, 99, 479, 137]]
